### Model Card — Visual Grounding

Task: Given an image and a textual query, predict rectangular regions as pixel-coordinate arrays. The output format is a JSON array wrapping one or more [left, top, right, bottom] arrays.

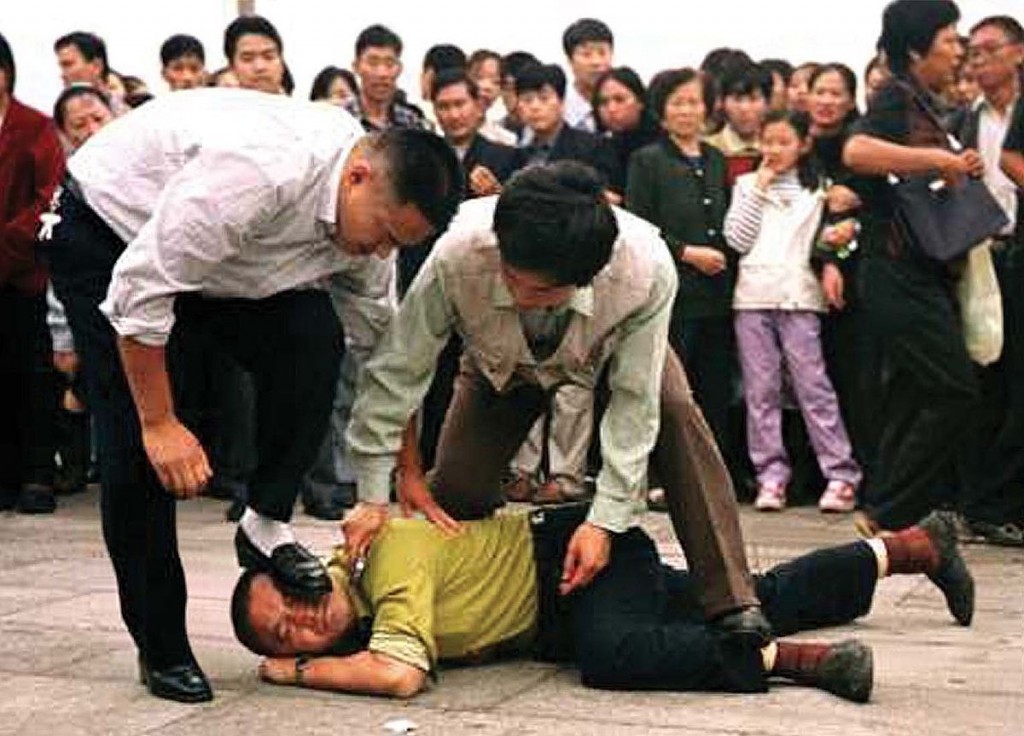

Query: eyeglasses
[[967, 41, 1015, 61]]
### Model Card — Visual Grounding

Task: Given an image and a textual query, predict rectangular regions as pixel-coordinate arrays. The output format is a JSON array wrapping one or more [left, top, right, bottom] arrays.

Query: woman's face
[[470, 57, 502, 111], [662, 78, 706, 141], [325, 76, 355, 106], [808, 70, 855, 132], [596, 77, 643, 133], [914, 24, 964, 92], [61, 94, 113, 150]]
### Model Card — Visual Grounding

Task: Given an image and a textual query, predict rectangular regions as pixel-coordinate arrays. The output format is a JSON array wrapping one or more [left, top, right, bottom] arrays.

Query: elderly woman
[[843, 0, 984, 535]]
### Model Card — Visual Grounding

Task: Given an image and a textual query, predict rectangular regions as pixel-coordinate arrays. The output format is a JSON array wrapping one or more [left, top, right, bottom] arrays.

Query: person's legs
[[651, 348, 759, 618], [862, 258, 978, 531], [735, 311, 790, 489], [48, 190, 202, 697], [776, 311, 861, 490], [538, 384, 593, 499], [430, 365, 547, 518]]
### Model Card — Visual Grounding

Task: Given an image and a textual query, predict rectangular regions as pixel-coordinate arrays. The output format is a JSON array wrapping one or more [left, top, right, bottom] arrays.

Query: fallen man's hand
[[259, 657, 298, 685], [559, 522, 611, 595]]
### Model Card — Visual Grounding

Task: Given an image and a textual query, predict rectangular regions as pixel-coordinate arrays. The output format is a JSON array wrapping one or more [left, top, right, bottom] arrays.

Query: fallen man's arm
[[260, 650, 426, 699]]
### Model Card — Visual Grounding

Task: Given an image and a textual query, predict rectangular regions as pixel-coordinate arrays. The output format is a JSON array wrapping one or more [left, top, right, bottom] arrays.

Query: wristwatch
[[295, 654, 311, 685]]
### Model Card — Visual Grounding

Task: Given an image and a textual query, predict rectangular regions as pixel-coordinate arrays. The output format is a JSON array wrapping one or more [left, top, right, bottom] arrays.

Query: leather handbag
[[889, 84, 1009, 262]]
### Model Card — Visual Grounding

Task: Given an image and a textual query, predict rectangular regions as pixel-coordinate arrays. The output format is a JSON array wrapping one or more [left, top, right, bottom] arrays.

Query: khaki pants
[[429, 350, 758, 617]]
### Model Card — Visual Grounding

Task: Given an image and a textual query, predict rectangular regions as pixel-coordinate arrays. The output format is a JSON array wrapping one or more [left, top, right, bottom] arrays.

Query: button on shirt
[[67, 88, 393, 347]]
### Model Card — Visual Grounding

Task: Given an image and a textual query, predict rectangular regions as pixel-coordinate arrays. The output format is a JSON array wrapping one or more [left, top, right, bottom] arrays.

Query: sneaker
[[918, 511, 975, 626], [819, 481, 856, 513], [502, 471, 538, 503], [754, 482, 786, 511], [16, 484, 56, 514], [815, 639, 874, 703], [964, 519, 1024, 548]]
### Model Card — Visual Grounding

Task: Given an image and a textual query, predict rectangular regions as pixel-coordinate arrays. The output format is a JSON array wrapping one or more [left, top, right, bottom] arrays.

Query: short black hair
[[562, 18, 614, 57], [423, 44, 466, 74], [431, 68, 478, 101], [0, 32, 15, 94], [879, 0, 961, 75], [372, 128, 464, 233], [494, 162, 618, 288], [700, 48, 753, 81], [160, 34, 205, 67], [223, 15, 282, 62], [760, 58, 794, 85], [231, 570, 274, 656], [648, 67, 712, 122], [309, 65, 359, 102], [500, 51, 540, 82], [468, 49, 501, 74], [970, 15, 1024, 45], [355, 24, 403, 59], [515, 63, 567, 99], [53, 84, 111, 129], [720, 62, 773, 101], [54, 31, 109, 77]]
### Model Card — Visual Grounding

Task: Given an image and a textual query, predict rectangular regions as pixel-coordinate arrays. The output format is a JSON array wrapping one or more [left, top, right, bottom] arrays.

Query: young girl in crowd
[[724, 110, 861, 513]]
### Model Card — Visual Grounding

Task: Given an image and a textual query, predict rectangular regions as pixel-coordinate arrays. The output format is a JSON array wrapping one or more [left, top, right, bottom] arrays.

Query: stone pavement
[[1, 488, 1021, 736]]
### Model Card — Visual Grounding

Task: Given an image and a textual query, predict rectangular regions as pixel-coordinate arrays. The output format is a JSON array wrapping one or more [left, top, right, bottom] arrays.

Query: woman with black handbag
[[841, 0, 994, 536]]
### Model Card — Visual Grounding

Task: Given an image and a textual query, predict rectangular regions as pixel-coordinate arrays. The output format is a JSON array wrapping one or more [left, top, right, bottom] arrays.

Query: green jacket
[[626, 138, 735, 319]]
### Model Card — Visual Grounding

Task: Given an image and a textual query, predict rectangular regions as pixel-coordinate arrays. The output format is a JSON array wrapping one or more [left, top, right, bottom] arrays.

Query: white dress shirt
[[976, 95, 1019, 235], [563, 80, 596, 133], [68, 88, 394, 347]]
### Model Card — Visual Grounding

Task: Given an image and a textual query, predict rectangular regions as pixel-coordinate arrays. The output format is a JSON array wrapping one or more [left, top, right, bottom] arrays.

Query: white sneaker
[[754, 482, 787, 511], [819, 481, 856, 513]]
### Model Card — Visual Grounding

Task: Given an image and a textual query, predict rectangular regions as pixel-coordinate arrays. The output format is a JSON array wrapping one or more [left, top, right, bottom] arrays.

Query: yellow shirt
[[327, 514, 538, 672]]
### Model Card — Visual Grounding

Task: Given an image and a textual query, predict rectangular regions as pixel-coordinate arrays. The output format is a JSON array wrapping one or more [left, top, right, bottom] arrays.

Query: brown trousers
[[429, 350, 758, 617]]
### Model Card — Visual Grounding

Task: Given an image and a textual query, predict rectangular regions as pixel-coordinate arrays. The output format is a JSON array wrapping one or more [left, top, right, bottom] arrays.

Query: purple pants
[[735, 310, 861, 489]]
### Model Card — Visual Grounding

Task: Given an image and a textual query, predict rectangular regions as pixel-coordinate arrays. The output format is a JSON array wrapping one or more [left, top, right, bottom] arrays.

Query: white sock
[[761, 641, 778, 673], [240, 508, 296, 556], [866, 537, 889, 579]]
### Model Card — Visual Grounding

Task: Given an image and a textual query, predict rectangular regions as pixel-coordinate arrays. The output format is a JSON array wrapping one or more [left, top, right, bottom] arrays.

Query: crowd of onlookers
[[2, 0, 1023, 547]]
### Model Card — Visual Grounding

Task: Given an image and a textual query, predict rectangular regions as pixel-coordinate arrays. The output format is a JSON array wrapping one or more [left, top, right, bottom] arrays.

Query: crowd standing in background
[[0, 0, 1021, 708]]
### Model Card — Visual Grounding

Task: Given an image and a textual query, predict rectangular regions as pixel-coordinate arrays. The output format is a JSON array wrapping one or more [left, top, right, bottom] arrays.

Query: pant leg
[[304, 348, 359, 505], [178, 290, 343, 523], [652, 348, 759, 617], [675, 316, 733, 461], [511, 416, 544, 477], [735, 310, 790, 486], [777, 312, 861, 487], [862, 257, 979, 529], [546, 384, 593, 484], [429, 363, 547, 519], [48, 189, 192, 669], [571, 528, 767, 693]]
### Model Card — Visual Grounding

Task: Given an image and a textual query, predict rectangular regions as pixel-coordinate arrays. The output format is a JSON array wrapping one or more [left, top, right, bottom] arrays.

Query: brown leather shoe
[[502, 472, 538, 502]]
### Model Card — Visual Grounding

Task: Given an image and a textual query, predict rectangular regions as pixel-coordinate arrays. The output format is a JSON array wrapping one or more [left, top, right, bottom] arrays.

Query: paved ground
[[1, 488, 1022, 736]]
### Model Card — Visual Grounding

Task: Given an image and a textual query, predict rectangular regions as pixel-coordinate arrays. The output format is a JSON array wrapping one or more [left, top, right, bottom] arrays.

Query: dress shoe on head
[[918, 511, 975, 626], [814, 639, 873, 703], [140, 659, 213, 704], [234, 527, 332, 600], [712, 605, 773, 648], [16, 484, 56, 514]]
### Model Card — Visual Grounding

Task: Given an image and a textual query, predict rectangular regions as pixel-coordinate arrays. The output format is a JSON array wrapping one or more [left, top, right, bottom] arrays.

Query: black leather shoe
[[139, 656, 213, 704], [815, 639, 873, 703], [234, 527, 332, 600], [225, 498, 246, 522], [16, 484, 56, 514], [919, 511, 975, 626], [712, 605, 773, 648]]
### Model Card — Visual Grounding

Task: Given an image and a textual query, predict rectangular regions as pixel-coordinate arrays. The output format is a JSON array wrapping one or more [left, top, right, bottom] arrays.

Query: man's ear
[[346, 156, 374, 186]]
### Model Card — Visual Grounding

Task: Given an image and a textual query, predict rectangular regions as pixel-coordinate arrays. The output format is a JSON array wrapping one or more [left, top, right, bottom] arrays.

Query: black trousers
[[861, 256, 979, 530], [0, 286, 58, 491], [48, 188, 343, 667], [529, 505, 878, 692]]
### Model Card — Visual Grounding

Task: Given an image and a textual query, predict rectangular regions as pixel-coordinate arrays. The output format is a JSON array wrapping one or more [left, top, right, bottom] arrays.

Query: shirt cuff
[[586, 489, 641, 534], [353, 455, 395, 505], [369, 632, 431, 673]]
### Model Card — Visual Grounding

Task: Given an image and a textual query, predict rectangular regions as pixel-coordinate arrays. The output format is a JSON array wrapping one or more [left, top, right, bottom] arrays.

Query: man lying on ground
[[230, 506, 973, 703]]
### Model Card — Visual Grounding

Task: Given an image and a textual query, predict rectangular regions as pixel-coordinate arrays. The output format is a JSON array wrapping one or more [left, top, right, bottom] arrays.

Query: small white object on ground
[[383, 718, 418, 734]]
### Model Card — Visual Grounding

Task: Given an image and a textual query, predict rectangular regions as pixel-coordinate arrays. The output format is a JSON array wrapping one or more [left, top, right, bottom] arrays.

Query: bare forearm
[[301, 652, 426, 698], [396, 417, 423, 477], [1001, 150, 1024, 188], [116, 337, 176, 427], [843, 135, 947, 176]]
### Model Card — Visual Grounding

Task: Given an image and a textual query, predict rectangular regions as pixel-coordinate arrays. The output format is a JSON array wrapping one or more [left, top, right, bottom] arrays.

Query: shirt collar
[[317, 151, 349, 234], [491, 273, 594, 317]]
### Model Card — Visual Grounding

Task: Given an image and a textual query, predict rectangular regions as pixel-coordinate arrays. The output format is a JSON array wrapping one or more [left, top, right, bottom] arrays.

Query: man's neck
[[361, 92, 392, 126], [982, 78, 1020, 116], [533, 123, 562, 146], [448, 130, 476, 149], [573, 78, 592, 102], [0, 92, 10, 121]]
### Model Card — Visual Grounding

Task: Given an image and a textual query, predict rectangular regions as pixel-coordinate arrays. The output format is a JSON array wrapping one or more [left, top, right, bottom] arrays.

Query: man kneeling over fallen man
[[231, 505, 972, 703]]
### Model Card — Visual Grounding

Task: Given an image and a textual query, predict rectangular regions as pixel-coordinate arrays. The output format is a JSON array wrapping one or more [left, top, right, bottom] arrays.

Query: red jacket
[[0, 98, 65, 295]]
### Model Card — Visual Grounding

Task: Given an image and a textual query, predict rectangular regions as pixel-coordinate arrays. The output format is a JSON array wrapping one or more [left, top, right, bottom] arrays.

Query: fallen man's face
[[247, 572, 355, 655]]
